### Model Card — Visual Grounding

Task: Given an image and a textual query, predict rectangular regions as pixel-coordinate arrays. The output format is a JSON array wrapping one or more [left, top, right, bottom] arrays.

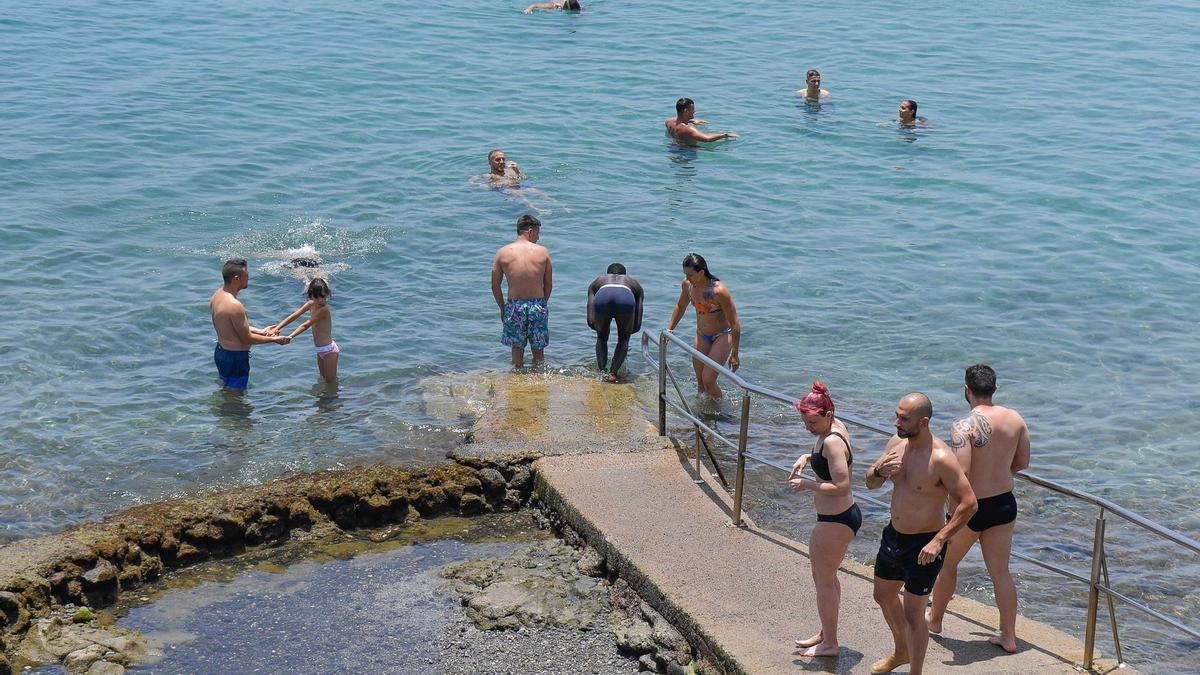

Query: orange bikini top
[[691, 282, 722, 315]]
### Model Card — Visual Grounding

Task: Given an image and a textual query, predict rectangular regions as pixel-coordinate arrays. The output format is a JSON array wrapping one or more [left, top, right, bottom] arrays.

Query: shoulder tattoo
[[950, 411, 991, 449]]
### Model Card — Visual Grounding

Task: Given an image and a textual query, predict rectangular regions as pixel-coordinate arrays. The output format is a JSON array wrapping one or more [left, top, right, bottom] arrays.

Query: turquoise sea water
[[3, 1, 1198, 669]]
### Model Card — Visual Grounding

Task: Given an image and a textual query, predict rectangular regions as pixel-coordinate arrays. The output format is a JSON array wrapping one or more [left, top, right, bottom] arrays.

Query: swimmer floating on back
[[665, 98, 739, 143], [272, 278, 339, 384], [524, 0, 580, 13], [471, 149, 569, 215]]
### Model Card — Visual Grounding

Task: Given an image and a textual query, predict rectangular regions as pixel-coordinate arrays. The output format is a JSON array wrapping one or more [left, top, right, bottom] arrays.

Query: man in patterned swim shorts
[[491, 214, 553, 367]]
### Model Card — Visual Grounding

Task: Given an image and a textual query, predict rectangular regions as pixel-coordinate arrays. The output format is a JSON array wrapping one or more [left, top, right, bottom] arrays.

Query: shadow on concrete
[[930, 619, 1078, 671]]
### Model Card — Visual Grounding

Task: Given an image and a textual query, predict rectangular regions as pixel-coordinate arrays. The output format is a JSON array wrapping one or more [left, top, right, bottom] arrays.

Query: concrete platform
[[469, 374, 1123, 674], [536, 447, 1128, 674]]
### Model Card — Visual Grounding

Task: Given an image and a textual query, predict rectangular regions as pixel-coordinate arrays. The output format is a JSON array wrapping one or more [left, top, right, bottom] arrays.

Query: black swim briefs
[[816, 503, 862, 535], [967, 491, 1018, 532], [873, 522, 946, 596]]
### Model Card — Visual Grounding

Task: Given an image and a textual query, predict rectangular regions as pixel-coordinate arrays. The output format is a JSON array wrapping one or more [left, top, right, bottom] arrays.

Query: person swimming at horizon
[[524, 0, 580, 13]]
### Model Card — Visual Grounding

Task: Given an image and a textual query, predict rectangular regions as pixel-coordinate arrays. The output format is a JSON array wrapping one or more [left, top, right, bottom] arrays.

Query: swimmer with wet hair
[[898, 99, 928, 127], [274, 278, 339, 384], [667, 253, 741, 397], [665, 98, 739, 143], [797, 69, 830, 100], [524, 0, 580, 13]]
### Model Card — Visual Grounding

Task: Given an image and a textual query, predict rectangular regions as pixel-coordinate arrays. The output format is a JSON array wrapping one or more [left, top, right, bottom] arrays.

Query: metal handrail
[[641, 328, 1200, 669]]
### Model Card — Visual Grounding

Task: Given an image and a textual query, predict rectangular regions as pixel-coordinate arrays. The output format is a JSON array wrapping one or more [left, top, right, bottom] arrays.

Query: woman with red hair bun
[[788, 380, 860, 658]]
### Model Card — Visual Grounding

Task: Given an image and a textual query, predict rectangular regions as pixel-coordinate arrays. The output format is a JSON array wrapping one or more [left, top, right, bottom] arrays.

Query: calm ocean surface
[[2, 0, 1198, 669]]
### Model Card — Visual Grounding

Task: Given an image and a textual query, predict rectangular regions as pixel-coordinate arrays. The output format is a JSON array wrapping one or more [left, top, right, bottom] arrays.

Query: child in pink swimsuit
[[275, 278, 339, 383]]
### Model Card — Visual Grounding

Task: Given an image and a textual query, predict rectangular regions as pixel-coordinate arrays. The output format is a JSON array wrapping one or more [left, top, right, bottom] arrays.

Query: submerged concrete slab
[[535, 447, 1123, 675], [465, 373, 660, 456]]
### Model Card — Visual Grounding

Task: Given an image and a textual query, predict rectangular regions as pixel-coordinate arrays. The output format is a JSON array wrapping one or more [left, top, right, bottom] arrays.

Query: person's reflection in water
[[211, 389, 255, 435], [665, 144, 699, 211], [312, 380, 343, 413]]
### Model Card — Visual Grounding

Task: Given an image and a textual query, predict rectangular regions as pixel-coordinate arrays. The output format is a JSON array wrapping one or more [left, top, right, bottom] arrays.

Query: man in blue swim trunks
[[209, 258, 291, 391], [587, 263, 643, 382], [491, 214, 553, 368]]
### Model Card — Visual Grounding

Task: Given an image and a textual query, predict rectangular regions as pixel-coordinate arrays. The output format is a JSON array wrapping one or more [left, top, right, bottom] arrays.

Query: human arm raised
[[234, 312, 290, 345], [866, 437, 903, 489], [273, 301, 313, 336], [287, 305, 328, 340], [919, 449, 978, 564]]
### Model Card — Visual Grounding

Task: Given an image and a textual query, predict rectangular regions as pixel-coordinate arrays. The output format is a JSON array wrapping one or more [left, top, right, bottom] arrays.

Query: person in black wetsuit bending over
[[586, 263, 643, 382]]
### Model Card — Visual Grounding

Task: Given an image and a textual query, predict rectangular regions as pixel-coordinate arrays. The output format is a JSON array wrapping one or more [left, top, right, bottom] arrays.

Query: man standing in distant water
[[666, 98, 739, 143], [209, 258, 290, 391], [587, 263, 643, 383], [898, 99, 928, 127], [927, 364, 1030, 653], [491, 214, 553, 368], [865, 393, 977, 675], [485, 149, 523, 186], [796, 69, 831, 100]]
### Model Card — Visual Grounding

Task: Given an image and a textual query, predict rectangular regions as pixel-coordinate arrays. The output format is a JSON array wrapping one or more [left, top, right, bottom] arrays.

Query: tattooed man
[[927, 365, 1031, 653]]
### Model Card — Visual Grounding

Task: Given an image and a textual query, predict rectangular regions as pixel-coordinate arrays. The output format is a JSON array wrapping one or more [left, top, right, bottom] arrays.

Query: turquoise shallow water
[[2, 1, 1199, 669]]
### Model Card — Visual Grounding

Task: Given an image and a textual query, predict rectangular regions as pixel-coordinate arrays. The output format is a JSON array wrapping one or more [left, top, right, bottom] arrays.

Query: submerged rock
[[15, 615, 157, 673], [441, 540, 609, 631]]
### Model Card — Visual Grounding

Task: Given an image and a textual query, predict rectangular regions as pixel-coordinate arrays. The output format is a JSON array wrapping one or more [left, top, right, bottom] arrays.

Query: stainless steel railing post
[[730, 391, 751, 527], [1083, 509, 1106, 669], [657, 332, 667, 435]]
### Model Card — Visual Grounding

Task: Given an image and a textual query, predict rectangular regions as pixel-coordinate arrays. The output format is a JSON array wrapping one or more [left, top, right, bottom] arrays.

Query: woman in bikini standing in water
[[788, 381, 860, 658], [667, 253, 741, 398]]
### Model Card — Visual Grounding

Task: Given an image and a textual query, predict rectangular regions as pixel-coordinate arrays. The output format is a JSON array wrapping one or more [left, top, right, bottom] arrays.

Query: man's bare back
[[493, 239, 550, 300], [949, 405, 1030, 500]]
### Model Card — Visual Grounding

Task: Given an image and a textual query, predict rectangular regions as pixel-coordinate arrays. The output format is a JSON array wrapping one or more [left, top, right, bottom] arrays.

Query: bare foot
[[794, 631, 822, 648], [988, 635, 1017, 653], [802, 642, 840, 657], [601, 372, 618, 383], [870, 652, 910, 674], [925, 608, 943, 634]]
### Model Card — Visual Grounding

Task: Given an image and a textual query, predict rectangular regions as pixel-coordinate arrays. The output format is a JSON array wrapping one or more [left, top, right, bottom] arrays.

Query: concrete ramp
[[465, 374, 1121, 674], [536, 449, 1120, 674]]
